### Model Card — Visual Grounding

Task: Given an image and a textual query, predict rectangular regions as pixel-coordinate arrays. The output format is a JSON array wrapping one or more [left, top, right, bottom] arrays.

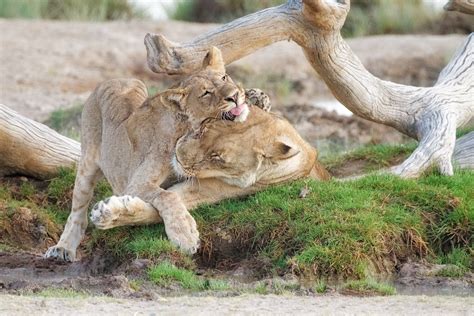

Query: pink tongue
[[230, 103, 246, 116]]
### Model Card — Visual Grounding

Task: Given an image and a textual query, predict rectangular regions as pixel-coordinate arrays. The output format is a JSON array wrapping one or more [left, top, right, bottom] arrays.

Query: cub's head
[[172, 108, 328, 188], [159, 47, 249, 126]]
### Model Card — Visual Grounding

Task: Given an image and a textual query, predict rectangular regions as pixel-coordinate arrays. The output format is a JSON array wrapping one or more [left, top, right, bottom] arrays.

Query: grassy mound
[[194, 172, 472, 278], [0, 143, 472, 293]]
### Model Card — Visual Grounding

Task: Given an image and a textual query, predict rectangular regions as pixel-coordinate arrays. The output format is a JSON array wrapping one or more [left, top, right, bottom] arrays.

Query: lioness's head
[[172, 108, 329, 188], [159, 47, 248, 126]]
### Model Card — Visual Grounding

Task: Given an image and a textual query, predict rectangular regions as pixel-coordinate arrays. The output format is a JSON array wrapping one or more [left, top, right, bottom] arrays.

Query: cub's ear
[[160, 88, 187, 112], [265, 141, 300, 160], [202, 46, 225, 73]]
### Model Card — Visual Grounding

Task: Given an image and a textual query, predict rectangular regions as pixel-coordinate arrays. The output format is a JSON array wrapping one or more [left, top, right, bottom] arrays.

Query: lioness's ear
[[160, 88, 187, 111], [202, 46, 225, 73], [265, 141, 300, 160]]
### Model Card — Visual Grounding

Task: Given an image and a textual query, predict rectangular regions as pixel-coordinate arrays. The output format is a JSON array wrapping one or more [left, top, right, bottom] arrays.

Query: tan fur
[[173, 107, 329, 188], [44, 47, 249, 261], [77, 107, 329, 237]]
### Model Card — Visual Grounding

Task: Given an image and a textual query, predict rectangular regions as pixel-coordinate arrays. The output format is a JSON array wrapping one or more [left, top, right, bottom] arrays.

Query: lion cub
[[45, 47, 250, 261]]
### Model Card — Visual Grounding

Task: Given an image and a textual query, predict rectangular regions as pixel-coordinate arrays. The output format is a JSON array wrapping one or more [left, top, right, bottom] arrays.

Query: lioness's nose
[[224, 92, 239, 104]]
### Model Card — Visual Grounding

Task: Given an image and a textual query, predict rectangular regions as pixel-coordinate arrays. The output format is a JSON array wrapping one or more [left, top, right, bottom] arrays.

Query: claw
[[44, 246, 75, 262]]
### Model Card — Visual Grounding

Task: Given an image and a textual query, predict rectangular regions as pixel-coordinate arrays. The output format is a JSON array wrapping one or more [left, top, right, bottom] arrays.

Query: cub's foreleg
[[44, 156, 102, 261], [90, 195, 162, 228], [91, 182, 199, 254], [88, 179, 257, 230]]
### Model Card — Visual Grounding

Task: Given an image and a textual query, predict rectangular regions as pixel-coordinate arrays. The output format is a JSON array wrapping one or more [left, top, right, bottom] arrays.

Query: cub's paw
[[245, 88, 271, 112], [164, 211, 200, 255], [44, 245, 76, 262], [90, 195, 131, 229]]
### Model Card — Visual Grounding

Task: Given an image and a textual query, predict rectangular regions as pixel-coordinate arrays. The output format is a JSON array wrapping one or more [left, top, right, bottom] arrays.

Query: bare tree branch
[[145, 0, 474, 178]]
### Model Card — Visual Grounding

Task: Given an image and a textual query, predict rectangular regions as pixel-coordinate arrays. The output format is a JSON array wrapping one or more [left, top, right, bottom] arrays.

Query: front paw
[[90, 195, 131, 229], [44, 245, 76, 262], [164, 211, 200, 255], [245, 88, 271, 112]]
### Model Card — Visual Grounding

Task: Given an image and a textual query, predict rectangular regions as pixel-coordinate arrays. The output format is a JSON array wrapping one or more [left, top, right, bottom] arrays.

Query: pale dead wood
[[0, 104, 80, 179], [145, 0, 474, 178], [453, 132, 474, 169]]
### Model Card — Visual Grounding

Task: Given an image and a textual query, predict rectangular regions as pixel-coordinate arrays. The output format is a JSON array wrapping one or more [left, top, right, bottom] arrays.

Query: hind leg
[[44, 154, 102, 261]]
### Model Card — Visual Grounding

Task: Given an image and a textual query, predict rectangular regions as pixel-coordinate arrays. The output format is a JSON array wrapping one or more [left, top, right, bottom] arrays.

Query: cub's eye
[[222, 75, 228, 81], [200, 90, 212, 98], [210, 153, 225, 162]]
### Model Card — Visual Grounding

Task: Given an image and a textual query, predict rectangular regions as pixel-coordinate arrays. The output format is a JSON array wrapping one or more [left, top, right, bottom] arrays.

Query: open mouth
[[222, 103, 248, 121]]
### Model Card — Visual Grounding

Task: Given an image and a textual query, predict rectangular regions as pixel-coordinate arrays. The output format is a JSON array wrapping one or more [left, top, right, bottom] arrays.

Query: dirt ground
[[1, 293, 473, 316]]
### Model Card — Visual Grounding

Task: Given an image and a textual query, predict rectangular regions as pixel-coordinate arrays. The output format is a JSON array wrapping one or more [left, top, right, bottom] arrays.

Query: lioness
[[45, 47, 251, 261], [87, 106, 330, 233]]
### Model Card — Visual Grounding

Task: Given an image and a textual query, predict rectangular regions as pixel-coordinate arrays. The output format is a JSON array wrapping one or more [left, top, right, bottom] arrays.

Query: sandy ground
[[0, 19, 466, 121], [0, 293, 473, 315]]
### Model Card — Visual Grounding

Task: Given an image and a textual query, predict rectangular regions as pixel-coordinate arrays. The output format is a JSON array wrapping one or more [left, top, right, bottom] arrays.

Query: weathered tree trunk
[[145, 0, 474, 178], [0, 104, 80, 179]]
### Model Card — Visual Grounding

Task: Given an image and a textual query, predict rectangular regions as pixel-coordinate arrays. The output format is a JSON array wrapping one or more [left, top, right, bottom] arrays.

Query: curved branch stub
[[145, 33, 186, 74], [301, 0, 350, 31]]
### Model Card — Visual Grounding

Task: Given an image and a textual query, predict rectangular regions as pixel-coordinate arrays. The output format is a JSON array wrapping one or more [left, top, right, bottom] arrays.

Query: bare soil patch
[[0, 292, 472, 315]]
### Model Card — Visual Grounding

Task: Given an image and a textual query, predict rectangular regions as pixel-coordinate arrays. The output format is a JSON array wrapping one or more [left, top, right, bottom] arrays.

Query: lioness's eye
[[200, 90, 212, 98], [222, 75, 227, 81]]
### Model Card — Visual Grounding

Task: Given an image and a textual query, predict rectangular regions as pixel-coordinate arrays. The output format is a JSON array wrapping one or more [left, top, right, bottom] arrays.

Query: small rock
[[299, 185, 311, 198]]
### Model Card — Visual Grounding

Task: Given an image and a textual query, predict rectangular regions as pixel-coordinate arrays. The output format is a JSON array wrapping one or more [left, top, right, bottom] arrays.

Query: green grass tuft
[[435, 248, 472, 278], [44, 104, 83, 140], [128, 279, 143, 291], [148, 261, 229, 291], [342, 0, 437, 37], [437, 248, 472, 269], [436, 265, 467, 278], [313, 280, 328, 294], [33, 288, 89, 298], [47, 168, 76, 202], [322, 142, 417, 173], [254, 282, 268, 295], [126, 236, 175, 258], [342, 279, 396, 296], [457, 127, 474, 138]]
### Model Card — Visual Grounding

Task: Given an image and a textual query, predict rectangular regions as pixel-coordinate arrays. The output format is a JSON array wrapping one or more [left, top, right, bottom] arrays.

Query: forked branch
[[145, 0, 474, 178]]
